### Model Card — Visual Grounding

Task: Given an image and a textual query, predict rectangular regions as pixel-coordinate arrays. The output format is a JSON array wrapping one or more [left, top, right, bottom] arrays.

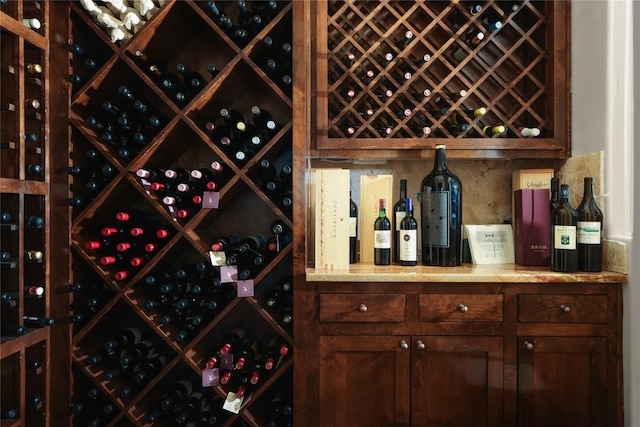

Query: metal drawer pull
[[399, 340, 409, 350], [358, 303, 368, 312], [523, 341, 534, 350], [560, 304, 571, 313], [457, 304, 469, 313], [416, 340, 426, 350]]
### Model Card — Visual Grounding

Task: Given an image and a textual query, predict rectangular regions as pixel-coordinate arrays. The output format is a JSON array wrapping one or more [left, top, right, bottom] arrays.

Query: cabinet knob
[[560, 304, 571, 313], [457, 304, 469, 313], [523, 341, 534, 350], [415, 340, 426, 350], [358, 303, 368, 312], [399, 340, 409, 350]]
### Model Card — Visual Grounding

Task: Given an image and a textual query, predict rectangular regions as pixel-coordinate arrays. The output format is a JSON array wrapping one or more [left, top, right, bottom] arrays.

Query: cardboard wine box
[[514, 189, 551, 266]]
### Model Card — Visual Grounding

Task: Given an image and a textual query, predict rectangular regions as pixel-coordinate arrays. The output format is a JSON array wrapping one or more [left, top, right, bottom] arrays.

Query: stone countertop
[[306, 264, 628, 284]]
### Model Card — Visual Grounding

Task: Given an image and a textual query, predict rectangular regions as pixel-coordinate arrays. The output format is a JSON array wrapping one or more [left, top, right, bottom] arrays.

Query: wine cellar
[[0, 0, 631, 427]]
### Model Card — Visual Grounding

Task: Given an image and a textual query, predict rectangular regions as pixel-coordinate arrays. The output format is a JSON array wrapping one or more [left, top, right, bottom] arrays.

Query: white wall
[[572, 1, 637, 425]]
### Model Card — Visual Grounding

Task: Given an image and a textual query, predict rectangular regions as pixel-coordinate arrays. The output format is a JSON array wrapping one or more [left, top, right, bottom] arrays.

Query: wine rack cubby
[[67, 1, 294, 426], [311, 0, 570, 158]]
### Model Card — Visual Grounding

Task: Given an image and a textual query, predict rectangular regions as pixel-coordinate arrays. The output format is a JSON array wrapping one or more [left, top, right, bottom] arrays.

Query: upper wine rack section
[[310, 0, 570, 159]]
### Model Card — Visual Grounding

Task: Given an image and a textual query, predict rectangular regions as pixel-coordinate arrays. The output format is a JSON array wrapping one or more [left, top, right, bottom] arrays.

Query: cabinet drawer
[[518, 295, 608, 323], [419, 294, 504, 322], [319, 294, 405, 322]]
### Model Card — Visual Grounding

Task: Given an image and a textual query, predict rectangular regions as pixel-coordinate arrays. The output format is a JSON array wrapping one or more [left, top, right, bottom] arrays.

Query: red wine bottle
[[373, 199, 391, 265]]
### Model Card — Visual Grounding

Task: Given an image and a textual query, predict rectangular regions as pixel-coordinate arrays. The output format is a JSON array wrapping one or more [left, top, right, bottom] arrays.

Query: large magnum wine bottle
[[373, 199, 391, 265], [420, 144, 463, 266], [576, 177, 603, 271], [550, 184, 578, 272]]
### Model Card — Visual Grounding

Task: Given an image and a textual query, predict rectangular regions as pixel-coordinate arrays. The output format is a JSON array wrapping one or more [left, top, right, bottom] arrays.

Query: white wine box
[[309, 168, 351, 269], [359, 174, 394, 264]]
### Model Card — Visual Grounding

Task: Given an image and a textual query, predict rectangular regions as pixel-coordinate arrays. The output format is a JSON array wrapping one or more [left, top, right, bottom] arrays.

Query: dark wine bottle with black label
[[420, 144, 463, 266]]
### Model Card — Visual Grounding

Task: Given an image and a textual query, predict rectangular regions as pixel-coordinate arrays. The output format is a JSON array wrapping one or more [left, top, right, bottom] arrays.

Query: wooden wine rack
[[1, 1, 59, 425], [65, 0, 295, 425], [310, 0, 570, 159]]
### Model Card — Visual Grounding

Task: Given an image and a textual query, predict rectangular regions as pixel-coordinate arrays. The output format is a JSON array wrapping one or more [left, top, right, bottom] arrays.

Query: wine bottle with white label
[[373, 199, 391, 265], [577, 177, 603, 271], [349, 192, 358, 264], [399, 198, 418, 266], [393, 179, 407, 263], [551, 184, 578, 272]]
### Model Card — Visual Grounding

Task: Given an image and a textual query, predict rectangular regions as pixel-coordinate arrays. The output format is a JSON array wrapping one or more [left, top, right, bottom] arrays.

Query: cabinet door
[[319, 335, 411, 427], [411, 336, 504, 427], [517, 337, 609, 427]]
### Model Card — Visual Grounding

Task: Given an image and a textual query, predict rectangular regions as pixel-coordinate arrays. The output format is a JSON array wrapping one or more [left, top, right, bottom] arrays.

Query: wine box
[[514, 189, 551, 266], [309, 168, 351, 269], [359, 174, 393, 264], [512, 168, 554, 223]]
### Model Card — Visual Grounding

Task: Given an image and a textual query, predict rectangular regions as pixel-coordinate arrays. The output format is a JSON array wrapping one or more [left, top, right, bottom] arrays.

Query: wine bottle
[[550, 177, 560, 212], [393, 179, 408, 263], [576, 177, 603, 272], [550, 184, 578, 272], [421, 144, 463, 266], [373, 199, 391, 265], [176, 63, 207, 92], [23, 315, 54, 328], [399, 198, 418, 266], [349, 192, 358, 264], [23, 17, 42, 30], [219, 324, 249, 354]]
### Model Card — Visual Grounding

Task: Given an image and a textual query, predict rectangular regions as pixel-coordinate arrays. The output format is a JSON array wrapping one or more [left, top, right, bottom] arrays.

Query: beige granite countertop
[[306, 264, 628, 284]]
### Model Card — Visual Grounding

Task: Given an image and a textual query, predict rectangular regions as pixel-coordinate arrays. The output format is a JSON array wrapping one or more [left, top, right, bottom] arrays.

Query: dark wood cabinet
[[319, 335, 410, 426], [517, 336, 609, 427], [296, 278, 624, 427]]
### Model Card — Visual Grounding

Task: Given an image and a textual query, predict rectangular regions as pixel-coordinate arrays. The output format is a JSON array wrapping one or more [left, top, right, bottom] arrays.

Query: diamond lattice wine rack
[[311, 0, 570, 159]]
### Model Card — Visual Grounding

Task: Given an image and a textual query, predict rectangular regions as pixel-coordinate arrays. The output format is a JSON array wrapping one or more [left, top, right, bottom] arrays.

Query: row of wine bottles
[[204, 105, 283, 163], [82, 209, 174, 281], [135, 164, 232, 223], [69, 148, 116, 208], [1, 211, 44, 229], [550, 176, 603, 272], [78, 0, 165, 43], [0, 355, 44, 419], [204, 0, 283, 46], [82, 85, 165, 161], [1, 315, 55, 341], [201, 323, 291, 397], [141, 264, 237, 343]]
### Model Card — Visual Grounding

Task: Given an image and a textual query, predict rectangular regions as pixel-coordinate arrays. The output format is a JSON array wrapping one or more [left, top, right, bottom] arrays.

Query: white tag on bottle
[[223, 392, 244, 414]]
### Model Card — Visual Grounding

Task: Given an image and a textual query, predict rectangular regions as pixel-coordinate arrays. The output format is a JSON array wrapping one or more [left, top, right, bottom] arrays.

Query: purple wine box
[[514, 189, 551, 266]]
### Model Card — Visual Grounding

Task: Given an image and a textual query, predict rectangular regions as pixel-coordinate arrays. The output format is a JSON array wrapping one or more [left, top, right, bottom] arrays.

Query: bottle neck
[[378, 208, 386, 218], [583, 178, 594, 200], [400, 181, 407, 199], [433, 147, 448, 171]]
